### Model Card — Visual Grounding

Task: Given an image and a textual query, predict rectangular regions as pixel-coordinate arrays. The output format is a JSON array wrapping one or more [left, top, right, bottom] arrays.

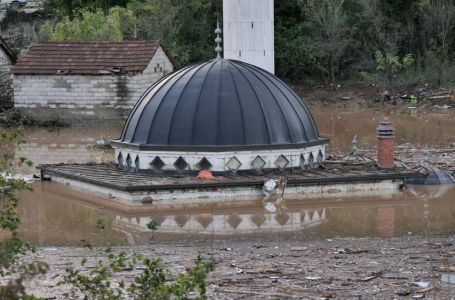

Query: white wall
[[113, 145, 326, 173], [223, 0, 275, 73], [12, 46, 173, 123]]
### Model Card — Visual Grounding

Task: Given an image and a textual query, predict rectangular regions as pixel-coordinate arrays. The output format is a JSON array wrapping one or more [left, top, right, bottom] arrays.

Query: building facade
[[12, 41, 174, 124]]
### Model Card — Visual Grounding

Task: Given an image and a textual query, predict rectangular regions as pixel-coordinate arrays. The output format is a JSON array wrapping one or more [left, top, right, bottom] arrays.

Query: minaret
[[223, 0, 275, 74]]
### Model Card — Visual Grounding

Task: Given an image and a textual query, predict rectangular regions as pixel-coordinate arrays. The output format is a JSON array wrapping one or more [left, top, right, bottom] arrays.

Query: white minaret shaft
[[223, 0, 275, 74]]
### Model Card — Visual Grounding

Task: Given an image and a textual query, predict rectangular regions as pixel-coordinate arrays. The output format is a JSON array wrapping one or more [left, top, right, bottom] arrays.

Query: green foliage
[[62, 250, 214, 299], [146, 219, 160, 232], [37, 0, 455, 84], [0, 130, 32, 274], [128, 0, 221, 66], [129, 256, 214, 300], [0, 130, 48, 299], [374, 51, 415, 86], [300, 0, 354, 83], [40, 7, 134, 42], [44, 0, 129, 18]]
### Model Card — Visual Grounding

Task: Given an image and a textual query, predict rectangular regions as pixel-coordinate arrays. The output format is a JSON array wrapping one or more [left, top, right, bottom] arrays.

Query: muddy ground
[[6, 83, 454, 299], [19, 235, 455, 299], [295, 82, 455, 108]]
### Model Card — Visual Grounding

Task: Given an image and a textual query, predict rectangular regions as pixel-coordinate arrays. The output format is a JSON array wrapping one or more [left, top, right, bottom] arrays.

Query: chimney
[[377, 121, 395, 169]]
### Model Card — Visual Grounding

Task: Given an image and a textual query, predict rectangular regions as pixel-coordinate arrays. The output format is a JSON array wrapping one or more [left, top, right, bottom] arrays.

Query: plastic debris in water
[[96, 138, 108, 145], [441, 273, 455, 284], [263, 179, 278, 196], [264, 202, 277, 213]]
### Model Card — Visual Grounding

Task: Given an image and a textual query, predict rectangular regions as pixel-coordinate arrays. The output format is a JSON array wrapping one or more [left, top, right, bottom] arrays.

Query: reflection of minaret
[[376, 207, 396, 237], [223, 0, 275, 74]]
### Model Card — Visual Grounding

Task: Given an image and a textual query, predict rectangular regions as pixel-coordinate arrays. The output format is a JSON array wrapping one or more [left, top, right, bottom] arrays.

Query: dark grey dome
[[114, 59, 328, 151], [407, 166, 455, 185]]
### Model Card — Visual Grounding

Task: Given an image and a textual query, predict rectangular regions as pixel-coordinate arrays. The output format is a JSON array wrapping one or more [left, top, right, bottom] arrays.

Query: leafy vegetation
[[62, 250, 214, 300], [40, 7, 135, 42], [0, 129, 48, 299], [38, 0, 455, 86]]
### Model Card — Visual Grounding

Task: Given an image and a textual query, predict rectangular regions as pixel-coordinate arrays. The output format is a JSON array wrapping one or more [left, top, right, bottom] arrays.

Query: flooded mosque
[[112, 0, 329, 175], [39, 0, 415, 204], [111, 19, 329, 174]]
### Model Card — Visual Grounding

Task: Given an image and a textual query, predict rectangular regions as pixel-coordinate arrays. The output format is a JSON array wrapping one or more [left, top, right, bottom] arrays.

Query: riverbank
[[22, 234, 455, 299]]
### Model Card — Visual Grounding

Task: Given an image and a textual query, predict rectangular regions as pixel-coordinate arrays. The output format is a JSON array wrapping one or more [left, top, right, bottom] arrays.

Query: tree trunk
[[329, 55, 335, 83]]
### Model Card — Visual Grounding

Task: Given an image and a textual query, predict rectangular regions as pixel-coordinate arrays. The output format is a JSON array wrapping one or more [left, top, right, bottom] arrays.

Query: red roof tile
[[12, 41, 168, 75]]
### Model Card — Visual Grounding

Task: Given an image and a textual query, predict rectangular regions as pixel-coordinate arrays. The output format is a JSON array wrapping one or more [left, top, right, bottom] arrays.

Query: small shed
[[11, 41, 175, 124]]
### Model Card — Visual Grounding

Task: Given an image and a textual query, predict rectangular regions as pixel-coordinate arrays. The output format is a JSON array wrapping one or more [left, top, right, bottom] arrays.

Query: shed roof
[[12, 41, 172, 75]]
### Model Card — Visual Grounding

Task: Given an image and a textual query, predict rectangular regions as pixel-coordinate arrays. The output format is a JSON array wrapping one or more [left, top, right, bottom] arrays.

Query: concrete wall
[[113, 145, 326, 173], [0, 48, 12, 111], [0, 10, 55, 52], [223, 0, 275, 74], [0, 49, 11, 73], [13, 46, 173, 125]]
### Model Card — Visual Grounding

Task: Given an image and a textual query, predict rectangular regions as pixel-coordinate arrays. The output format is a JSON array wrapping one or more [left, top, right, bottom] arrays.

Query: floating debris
[[407, 166, 455, 185], [441, 273, 455, 284]]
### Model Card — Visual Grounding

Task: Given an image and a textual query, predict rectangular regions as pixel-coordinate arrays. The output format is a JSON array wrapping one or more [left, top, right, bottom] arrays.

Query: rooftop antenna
[[352, 135, 358, 155], [423, 144, 429, 165], [215, 17, 222, 60]]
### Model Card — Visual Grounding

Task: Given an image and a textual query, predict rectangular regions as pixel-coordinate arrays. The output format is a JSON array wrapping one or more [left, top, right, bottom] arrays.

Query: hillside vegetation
[[34, 0, 455, 88]]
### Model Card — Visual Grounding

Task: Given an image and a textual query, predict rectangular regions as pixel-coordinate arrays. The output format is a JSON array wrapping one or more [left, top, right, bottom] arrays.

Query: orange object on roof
[[197, 170, 215, 180]]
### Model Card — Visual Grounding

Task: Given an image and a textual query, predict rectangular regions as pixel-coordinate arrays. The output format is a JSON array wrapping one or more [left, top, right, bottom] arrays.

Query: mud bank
[[22, 235, 455, 299]]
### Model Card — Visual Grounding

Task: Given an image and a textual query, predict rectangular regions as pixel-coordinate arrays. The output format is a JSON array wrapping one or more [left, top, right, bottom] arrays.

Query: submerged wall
[[12, 47, 173, 125]]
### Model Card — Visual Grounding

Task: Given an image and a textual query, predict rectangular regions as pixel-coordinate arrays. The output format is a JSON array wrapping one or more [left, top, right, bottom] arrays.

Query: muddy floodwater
[[17, 106, 455, 247]]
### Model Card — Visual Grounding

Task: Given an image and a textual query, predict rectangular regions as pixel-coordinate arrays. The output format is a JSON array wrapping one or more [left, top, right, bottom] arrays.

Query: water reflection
[[17, 182, 455, 247], [18, 127, 120, 171], [12, 107, 455, 247], [311, 107, 454, 151], [13, 107, 455, 169]]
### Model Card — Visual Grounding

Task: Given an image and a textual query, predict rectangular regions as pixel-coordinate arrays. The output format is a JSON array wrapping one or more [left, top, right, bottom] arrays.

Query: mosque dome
[[112, 59, 329, 173], [407, 166, 455, 185], [115, 59, 327, 151]]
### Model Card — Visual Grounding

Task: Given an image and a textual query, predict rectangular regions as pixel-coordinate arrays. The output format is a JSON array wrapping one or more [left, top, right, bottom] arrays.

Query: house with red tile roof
[[12, 41, 174, 124]]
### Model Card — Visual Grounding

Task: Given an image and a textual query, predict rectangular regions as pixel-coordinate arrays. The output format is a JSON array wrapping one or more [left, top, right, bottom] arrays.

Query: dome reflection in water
[[16, 181, 455, 246]]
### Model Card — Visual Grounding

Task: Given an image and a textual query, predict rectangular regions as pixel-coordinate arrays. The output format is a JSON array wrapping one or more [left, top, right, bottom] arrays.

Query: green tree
[[374, 50, 415, 87], [0, 130, 48, 299], [275, 0, 312, 81], [420, 0, 455, 86], [300, 0, 354, 83], [128, 0, 222, 66], [45, 0, 129, 18], [40, 7, 136, 42]]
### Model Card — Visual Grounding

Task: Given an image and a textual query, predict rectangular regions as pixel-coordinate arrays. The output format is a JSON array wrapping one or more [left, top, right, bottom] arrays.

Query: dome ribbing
[[114, 59, 328, 151]]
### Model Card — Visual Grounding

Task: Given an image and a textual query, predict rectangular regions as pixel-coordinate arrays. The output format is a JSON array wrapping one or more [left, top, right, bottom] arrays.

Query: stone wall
[[0, 9, 55, 52], [0, 49, 12, 73], [13, 47, 173, 125], [0, 49, 12, 112]]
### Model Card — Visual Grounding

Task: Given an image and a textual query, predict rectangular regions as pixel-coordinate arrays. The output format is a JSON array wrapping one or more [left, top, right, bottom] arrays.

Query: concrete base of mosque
[[38, 164, 414, 206], [112, 144, 327, 174]]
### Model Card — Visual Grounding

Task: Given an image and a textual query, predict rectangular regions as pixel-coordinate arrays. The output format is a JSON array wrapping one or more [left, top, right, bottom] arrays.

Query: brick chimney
[[377, 121, 395, 169]]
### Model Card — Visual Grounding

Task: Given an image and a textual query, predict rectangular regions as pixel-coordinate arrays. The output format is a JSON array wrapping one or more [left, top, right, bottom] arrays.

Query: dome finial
[[215, 17, 222, 59]]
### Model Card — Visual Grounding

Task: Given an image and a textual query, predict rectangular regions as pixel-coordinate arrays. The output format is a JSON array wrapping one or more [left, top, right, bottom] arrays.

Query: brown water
[[17, 182, 455, 246], [14, 106, 455, 247]]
